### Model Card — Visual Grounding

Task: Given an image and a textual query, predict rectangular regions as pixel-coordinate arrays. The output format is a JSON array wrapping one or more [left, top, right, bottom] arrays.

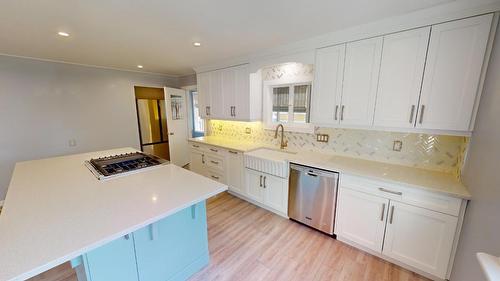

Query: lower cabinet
[[335, 187, 388, 253], [382, 201, 458, 278], [189, 149, 205, 176], [226, 150, 244, 195], [78, 202, 209, 281], [335, 185, 461, 280], [245, 168, 288, 215]]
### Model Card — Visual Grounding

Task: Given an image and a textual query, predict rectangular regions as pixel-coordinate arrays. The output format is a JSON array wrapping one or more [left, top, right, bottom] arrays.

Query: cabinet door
[[134, 203, 209, 281], [341, 37, 383, 126], [263, 174, 288, 214], [84, 235, 139, 281], [197, 72, 211, 119], [418, 14, 493, 131], [209, 70, 224, 119], [374, 27, 430, 128], [234, 65, 250, 120], [226, 150, 244, 195], [311, 44, 345, 125], [245, 168, 264, 203], [222, 67, 236, 119], [335, 187, 388, 252], [189, 149, 205, 176], [383, 201, 458, 278]]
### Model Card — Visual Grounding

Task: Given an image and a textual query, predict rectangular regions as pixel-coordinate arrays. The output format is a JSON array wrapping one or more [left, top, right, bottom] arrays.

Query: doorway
[[134, 86, 170, 160]]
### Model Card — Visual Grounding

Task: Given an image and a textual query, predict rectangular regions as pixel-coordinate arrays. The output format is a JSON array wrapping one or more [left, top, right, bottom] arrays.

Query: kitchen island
[[0, 148, 227, 281]]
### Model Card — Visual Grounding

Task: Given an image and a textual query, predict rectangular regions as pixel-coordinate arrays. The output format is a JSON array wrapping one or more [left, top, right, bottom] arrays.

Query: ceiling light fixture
[[193, 42, 201, 47], [57, 31, 70, 37], [137, 65, 144, 69]]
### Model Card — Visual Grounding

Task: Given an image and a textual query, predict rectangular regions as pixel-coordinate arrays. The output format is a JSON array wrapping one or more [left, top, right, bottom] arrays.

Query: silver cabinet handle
[[201, 154, 205, 164], [334, 105, 339, 121], [409, 105, 416, 124], [340, 105, 345, 121], [228, 150, 238, 154], [206, 106, 211, 116], [378, 188, 402, 196], [419, 105, 425, 124], [233, 106, 236, 117], [380, 203, 386, 221], [211, 175, 219, 180], [389, 205, 395, 224], [149, 223, 158, 241], [263, 176, 267, 188], [124, 234, 130, 240], [191, 205, 196, 219], [210, 160, 219, 165], [259, 175, 263, 187], [210, 148, 218, 152]]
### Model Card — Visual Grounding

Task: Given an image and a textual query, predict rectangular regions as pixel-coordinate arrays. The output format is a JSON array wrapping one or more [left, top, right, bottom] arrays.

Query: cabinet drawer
[[341, 174, 462, 216], [205, 154, 225, 171], [206, 145, 224, 156], [206, 169, 225, 184], [189, 142, 206, 151]]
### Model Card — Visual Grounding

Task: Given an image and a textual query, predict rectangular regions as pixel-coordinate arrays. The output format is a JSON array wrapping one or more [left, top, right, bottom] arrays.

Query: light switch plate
[[393, 140, 403, 152], [316, 134, 329, 143], [245, 127, 252, 134]]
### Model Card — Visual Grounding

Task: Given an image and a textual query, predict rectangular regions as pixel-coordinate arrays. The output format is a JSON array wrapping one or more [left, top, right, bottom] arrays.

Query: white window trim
[[262, 77, 314, 133]]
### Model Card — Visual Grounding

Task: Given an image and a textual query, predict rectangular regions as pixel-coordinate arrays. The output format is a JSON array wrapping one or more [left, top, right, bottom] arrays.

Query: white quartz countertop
[[0, 148, 227, 281], [189, 137, 470, 199]]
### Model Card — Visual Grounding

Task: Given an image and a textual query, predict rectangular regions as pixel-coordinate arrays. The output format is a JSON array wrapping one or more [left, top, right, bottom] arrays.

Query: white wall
[[450, 21, 500, 281], [0, 55, 178, 200]]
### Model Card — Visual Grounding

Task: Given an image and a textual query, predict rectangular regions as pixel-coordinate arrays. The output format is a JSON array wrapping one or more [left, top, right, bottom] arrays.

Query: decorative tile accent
[[207, 120, 468, 175]]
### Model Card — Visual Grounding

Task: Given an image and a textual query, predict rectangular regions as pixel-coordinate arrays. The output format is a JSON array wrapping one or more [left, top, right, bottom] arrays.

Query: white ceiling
[[0, 0, 456, 76]]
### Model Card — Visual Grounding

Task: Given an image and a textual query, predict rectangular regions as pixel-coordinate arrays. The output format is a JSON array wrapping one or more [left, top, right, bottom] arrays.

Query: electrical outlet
[[393, 140, 402, 152], [245, 127, 252, 134], [316, 134, 329, 143]]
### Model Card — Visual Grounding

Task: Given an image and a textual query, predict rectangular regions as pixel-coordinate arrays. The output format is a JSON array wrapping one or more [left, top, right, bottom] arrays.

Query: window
[[190, 90, 204, 137], [271, 83, 311, 124]]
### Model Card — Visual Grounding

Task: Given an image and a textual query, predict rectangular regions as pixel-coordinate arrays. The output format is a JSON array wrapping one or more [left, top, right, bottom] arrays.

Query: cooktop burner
[[85, 152, 168, 180]]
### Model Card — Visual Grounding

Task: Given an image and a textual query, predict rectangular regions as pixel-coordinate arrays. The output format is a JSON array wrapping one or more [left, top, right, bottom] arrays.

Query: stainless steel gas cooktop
[[85, 152, 168, 180]]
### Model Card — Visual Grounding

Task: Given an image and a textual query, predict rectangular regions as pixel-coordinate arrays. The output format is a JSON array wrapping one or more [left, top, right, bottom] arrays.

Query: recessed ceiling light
[[58, 31, 70, 37], [193, 42, 201, 47], [137, 65, 143, 69]]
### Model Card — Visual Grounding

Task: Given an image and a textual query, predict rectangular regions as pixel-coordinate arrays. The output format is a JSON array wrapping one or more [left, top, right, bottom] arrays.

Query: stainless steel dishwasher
[[288, 163, 339, 235]]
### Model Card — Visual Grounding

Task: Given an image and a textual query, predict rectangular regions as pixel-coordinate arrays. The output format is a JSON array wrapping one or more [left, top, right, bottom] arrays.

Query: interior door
[[165, 87, 190, 167], [374, 27, 430, 128], [341, 37, 383, 126]]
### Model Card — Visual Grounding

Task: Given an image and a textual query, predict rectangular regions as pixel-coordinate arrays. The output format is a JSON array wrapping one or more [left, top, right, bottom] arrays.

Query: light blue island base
[[71, 201, 209, 281]]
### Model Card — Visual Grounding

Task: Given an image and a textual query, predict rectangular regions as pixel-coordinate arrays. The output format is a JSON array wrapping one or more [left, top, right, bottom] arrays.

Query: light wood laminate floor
[[29, 192, 430, 281]]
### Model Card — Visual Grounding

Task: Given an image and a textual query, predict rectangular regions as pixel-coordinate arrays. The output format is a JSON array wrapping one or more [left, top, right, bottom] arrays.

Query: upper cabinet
[[311, 14, 494, 135], [341, 37, 383, 126], [417, 14, 493, 131], [197, 64, 260, 121], [311, 44, 346, 126], [374, 27, 430, 128]]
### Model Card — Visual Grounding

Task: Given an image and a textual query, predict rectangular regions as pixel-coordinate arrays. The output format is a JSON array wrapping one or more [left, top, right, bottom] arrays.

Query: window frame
[[263, 77, 314, 133]]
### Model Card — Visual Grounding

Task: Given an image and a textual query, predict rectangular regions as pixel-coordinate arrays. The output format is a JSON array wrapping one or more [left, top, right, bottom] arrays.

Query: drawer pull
[[263, 176, 267, 188], [259, 175, 263, 187], [210, 148, 218, 152], [380, 203, 386, 221], [210, 160, 219, 165], [228, 150, 238, 154], [378, 188, 402, 196], [211, 175, 220, 180]]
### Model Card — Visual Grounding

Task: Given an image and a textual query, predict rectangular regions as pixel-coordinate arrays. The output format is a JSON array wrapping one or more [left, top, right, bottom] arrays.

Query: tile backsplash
[[207, 120, 468, 176]]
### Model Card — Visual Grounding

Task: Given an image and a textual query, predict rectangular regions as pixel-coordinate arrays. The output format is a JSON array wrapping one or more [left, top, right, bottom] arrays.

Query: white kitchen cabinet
[[383, 201, 458, 278], [262, 173, 288, 214], [189, 149, 205, 176], [311, 44, 346, 125], [417, 14, 493, 131], [374, 27, 430, 128], [226, 150, 244, 195], [335, 187, 389, 252], [245, 168, 264, 203], [341, 37, 383, 126], [209, 70, 224, 119], [196, 64, 258, 121], [196, 72, 210, 119]]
